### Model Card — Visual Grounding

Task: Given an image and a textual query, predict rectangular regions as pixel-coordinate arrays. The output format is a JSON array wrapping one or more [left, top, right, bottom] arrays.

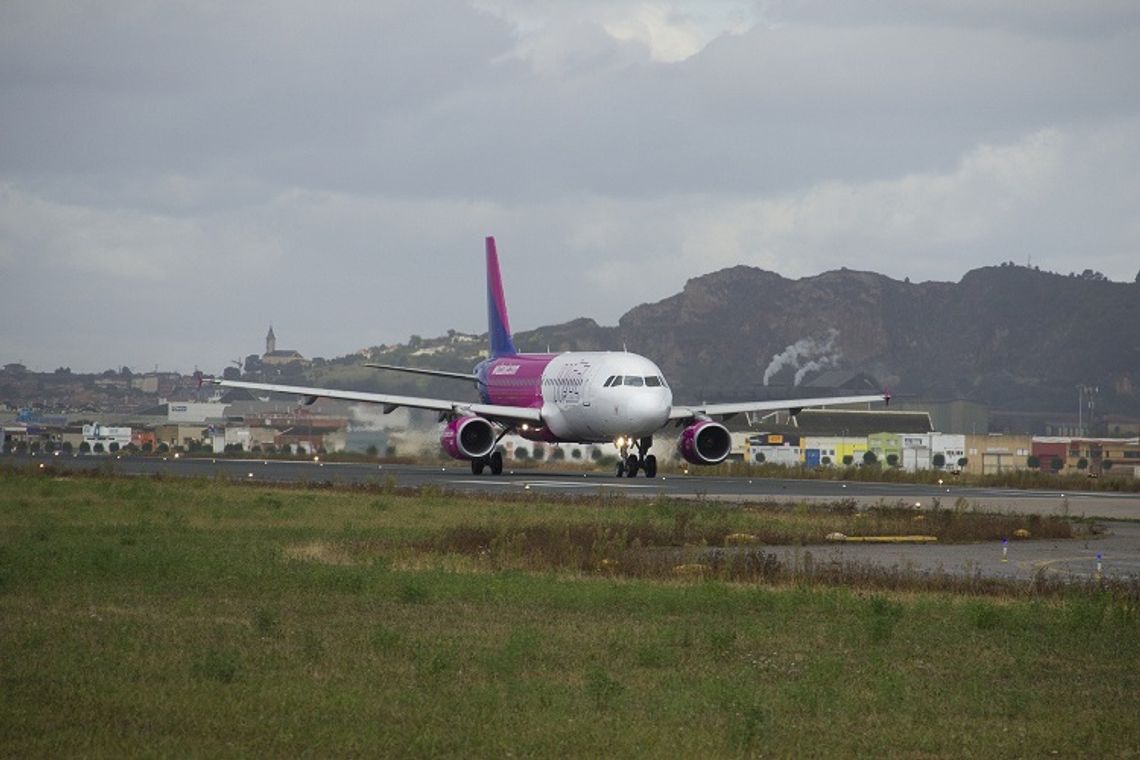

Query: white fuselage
[[536, 352, 672, 443]]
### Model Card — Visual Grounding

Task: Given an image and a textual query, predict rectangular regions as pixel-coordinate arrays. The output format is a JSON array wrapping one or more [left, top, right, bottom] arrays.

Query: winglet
[[485, 236, 518, 358]]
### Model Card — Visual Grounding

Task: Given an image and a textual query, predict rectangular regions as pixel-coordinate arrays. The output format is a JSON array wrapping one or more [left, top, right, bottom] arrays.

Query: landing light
[[521, 424, 529, 431]]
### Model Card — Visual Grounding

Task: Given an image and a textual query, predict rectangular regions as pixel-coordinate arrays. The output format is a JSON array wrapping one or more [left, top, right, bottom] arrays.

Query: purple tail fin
[[486, 236, 518, 358]]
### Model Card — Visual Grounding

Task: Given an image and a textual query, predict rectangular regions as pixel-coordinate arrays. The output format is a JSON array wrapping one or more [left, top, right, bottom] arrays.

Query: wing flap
[[668, 393, 888, 422]]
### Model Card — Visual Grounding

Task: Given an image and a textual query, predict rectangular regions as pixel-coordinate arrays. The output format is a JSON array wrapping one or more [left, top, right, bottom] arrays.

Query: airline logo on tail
[[486, 236, 518, 358]]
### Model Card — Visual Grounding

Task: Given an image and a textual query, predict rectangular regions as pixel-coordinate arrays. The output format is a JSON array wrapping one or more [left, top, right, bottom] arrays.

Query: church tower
[[266, 325, 276, 355]]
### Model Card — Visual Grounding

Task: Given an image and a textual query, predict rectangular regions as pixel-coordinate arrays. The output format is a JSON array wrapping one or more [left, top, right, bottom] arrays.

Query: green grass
[[1, 471, 1137, 757]]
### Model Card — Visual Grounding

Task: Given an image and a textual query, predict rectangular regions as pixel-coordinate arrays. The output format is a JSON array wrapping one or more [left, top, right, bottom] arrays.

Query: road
[[12, 454, 1140, 581]]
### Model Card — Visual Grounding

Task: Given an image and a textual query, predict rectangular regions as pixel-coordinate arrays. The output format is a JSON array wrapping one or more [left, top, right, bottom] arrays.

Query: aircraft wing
[[364, 363, 477, 382], [208, 378, 542, 424], [668, 392, 889, 422]]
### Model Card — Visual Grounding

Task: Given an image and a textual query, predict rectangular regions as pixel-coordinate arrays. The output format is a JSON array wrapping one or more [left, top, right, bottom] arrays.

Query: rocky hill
[[284, 264, 1140, 418]]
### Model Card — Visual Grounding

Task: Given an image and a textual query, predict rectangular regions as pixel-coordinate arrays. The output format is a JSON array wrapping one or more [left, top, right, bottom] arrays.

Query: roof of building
[[801, 370, 880, 391], [264, 350, 304, 359]]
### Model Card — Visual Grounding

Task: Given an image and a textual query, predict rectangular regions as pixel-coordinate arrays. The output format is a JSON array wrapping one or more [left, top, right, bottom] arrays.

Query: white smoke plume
[[762, 329, 842, 386]]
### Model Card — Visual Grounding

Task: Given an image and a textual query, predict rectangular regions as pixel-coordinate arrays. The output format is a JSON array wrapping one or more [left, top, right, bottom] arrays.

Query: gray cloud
[[1, 1, 1137, 373]]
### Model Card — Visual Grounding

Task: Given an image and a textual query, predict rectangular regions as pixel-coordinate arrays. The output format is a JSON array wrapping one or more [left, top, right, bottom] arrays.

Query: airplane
[[206, 237, 888, 477]]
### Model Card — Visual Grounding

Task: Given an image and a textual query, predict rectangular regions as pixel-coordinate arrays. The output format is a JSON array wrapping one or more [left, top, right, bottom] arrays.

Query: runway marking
[[516, 480, 659, 490]]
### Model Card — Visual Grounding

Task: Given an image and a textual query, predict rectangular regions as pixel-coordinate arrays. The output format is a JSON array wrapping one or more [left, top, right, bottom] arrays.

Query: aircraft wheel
[[489, 451, 503, 475], [625, 454, 639, 478], [471, 458, 486, 475], [644, 455, 657, 478]]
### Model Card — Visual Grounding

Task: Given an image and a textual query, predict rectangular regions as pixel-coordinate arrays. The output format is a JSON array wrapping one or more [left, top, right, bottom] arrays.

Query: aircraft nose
[[627, 390, 670, 432]]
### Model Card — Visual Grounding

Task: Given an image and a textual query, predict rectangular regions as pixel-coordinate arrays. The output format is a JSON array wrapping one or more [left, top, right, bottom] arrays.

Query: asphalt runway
[[14, 454, 1140, 581]]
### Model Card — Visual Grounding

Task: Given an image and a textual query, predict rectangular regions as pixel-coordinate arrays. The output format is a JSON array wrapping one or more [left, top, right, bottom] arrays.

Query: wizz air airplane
[[208, 237, 888, 477]]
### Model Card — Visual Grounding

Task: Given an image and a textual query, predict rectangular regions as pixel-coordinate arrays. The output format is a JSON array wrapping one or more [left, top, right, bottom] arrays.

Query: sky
[[1, 1, 1138, 374]]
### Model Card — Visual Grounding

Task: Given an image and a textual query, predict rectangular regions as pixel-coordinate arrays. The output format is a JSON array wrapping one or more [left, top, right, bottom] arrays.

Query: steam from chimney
[[762, 329, 841, 386]]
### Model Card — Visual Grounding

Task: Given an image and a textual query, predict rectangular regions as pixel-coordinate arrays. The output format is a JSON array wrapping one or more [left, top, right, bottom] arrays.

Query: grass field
[[1, 471, 1137, 757]]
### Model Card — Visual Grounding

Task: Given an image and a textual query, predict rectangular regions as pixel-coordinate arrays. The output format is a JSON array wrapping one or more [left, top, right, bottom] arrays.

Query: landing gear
[[615, 436, 657, 478], [473, 450, 504, 475]]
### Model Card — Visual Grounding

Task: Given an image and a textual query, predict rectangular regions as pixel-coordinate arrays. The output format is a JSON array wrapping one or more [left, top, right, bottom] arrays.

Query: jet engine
[[440, 416, 495, 460], [678, 420, 732, 465]]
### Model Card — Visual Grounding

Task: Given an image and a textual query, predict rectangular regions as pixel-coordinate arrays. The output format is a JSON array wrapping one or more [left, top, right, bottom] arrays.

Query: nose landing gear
[[615, 436, 657, 478]]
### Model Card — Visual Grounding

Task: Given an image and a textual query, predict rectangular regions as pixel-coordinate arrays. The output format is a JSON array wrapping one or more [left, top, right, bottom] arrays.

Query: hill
[[273, 265, 1140, 420]]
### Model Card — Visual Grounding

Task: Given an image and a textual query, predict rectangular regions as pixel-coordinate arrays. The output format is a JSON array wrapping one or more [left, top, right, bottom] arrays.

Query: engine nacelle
[[440, 416, 495, 460], [678, 420, 732, 465]]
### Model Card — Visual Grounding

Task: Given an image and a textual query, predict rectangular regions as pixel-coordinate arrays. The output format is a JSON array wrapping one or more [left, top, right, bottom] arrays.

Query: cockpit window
[[610, 376, 622, 387], [624, 376, 644, 387], [645, 376, 662, 387], [603, 376, 616, 387]]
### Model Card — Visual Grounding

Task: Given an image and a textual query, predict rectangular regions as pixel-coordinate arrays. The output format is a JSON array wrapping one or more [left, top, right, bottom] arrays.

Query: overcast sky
[[2, 1, 1138, 374]]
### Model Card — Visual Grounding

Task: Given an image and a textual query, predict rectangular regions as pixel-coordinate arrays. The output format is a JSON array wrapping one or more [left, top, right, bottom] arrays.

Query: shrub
[[932, 453, 946, 468], [109, 442, 119, 453], [842, 454, 854, 466], [886, 453, 899, 467], [1102, 459, 1113, 471], [515, 447, 529, 460], [93, 442, 105, 453], [1050, 456, 1064, 472], [957, 457, 968, 469], [1027, 455, 1040, 468], [863, 451, 878, 466], [1077, 457, 1088, 471]]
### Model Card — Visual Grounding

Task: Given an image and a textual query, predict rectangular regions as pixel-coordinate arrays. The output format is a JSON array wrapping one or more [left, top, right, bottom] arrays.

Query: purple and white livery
[[211, 237, 888, 477]]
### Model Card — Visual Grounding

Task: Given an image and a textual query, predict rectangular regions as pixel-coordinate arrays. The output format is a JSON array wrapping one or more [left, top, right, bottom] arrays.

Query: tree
[[366, 444, 379, 456], [842, 454, 854, 466], [863, 451, 878, 466], [62, 441, 73, 454], [932, 453, 946, 469], [821, 456, 831, 466], [886, 453, 899, 468], [515, 447, 529, 459], [571, 449, 582, 460], [1102, 459, 1114, 471], [79, 441, 91, 453], [1027, 455, 1040, 468], [157, 442, 169, 453], [957, 457, 968, 469], [552, 448, 566, 460], [1050, 456, 1064, 472], [109, 442, 120, 453], [93, 442, 104, 453], [142, 442, 152, 453], [222, 366, 242, 380], [1077, 457, 1088, 470]]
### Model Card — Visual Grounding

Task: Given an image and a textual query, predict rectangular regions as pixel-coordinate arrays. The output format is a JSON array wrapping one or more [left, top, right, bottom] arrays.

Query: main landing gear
[[616, 436, 657, 478], [470, 450, 503, 476], [471, 427, 511, 475]]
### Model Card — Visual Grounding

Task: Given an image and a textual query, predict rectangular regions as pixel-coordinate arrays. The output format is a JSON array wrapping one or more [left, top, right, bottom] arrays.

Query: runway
[[16, 454, 1140, 581]]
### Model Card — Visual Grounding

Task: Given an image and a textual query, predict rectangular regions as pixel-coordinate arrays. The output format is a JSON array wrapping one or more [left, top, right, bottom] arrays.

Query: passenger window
[[645, 376, 661, 387], [625, 376, 644, 387]]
